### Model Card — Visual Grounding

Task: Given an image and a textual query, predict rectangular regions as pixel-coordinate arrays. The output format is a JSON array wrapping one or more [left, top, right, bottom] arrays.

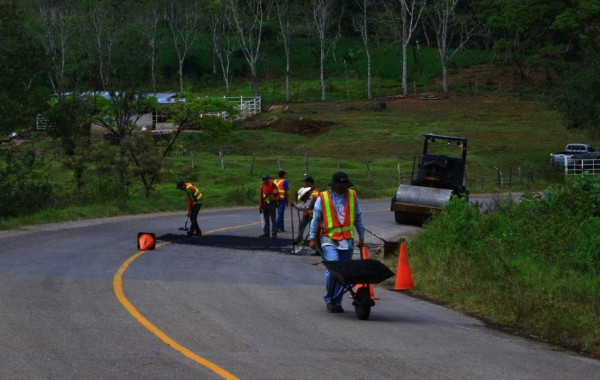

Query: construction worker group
[[176, 170, 365, 314]]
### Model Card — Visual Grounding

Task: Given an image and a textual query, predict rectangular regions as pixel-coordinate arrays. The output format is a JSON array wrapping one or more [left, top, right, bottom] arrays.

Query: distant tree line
[[1, 0, 599, 132], [0, 0, 599, 212]]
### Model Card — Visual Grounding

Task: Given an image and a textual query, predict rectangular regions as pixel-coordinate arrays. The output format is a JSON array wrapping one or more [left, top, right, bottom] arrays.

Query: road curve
[[0, 199, 598, 379]]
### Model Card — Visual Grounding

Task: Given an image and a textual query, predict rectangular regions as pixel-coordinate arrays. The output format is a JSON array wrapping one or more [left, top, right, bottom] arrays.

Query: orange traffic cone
[[353, 246, 379, 300], [137, 232, 156, 251], [394, 242, 414, 290]]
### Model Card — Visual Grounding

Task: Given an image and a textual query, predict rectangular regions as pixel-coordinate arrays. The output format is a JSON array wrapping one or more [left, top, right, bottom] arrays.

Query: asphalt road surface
[[1, 199, 598, 379]]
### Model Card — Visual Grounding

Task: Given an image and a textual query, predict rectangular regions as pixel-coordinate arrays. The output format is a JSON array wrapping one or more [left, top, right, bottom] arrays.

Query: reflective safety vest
[[185, 183, 204, 203], [273, 178, 286, 200], [320, 189, 356, 240]]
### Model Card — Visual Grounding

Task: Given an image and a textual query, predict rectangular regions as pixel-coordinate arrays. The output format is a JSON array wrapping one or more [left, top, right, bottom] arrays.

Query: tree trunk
[[402, 41, 409, 96], [320, 45, 326, 101], [442, 58, 449, 93], [366, 48, 372, 100], [179, 60, 184, 92], [251, 63, 260, 97], [285, 46, 291, 101]]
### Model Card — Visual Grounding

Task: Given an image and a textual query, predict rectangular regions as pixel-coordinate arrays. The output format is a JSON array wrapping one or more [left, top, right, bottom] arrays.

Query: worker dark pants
[[190, 203, 202, 235], [276, 200, 287, 231], [262, 202, 278, 236], [295, 214, 311, 243]]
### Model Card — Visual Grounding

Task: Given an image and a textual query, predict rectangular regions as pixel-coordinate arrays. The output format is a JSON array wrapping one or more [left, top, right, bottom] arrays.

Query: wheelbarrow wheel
[[354, 287, 372, 320]]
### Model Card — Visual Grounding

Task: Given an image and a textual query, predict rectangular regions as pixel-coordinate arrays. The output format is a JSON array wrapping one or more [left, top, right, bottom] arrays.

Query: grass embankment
[[401, 177, 600, 358]]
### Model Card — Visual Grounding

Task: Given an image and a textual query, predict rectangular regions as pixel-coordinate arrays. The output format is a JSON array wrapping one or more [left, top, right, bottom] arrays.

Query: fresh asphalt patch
[[158, 233, 299, 254]]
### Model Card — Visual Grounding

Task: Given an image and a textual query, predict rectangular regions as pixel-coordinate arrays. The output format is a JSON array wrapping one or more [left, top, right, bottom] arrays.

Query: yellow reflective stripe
[[348, 189, 355, 230], [321, 191, 334, 234], [273, 179, 285, 199], [347, 189, 355, 238], [186, 184, 203, 202]]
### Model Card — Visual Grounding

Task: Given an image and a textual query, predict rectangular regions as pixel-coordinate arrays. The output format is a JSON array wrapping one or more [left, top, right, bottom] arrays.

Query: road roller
[[391, 133, 468, 225]]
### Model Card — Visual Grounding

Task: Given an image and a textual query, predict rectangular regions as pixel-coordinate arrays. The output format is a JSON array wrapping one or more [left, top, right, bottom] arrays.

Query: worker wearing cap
[[291, 175, 319, 244], [176, 180, 204, 236], [273, 170, 289, 232], [259, 174, 279, 238], [309, 172, 365, 313]]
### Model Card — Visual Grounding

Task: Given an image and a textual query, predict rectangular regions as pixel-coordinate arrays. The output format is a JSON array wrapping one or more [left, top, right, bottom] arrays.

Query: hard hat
[[297, 187, 312, 202]]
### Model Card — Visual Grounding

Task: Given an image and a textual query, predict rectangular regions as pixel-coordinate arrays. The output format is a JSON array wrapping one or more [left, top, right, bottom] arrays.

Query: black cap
[[278, 170, 287, 177], [329, 171, 353, 188], [262, 173, 271, 180], [303, 175, 314, 184], [176, 180, 185, 189]]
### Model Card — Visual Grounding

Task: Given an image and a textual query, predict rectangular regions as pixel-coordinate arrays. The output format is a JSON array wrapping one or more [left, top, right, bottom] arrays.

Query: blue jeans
[[262, 202, 278, 236], [322, 244, 353, 307], [276, 200, 287, 230]]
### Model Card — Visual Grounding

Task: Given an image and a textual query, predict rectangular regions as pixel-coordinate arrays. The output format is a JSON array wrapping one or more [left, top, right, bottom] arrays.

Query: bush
[[409, 177, 600, 355]]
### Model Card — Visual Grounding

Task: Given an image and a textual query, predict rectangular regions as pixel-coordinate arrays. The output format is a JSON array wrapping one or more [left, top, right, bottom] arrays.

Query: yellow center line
[[113, 221, 260, 379]]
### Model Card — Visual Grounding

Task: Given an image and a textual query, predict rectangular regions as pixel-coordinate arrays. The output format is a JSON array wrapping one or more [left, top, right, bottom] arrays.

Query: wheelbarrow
[[321, 259, 395, 320]]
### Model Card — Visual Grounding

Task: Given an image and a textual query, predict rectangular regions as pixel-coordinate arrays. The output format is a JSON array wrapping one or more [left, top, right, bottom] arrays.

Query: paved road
[[0, 199, 598, 379]]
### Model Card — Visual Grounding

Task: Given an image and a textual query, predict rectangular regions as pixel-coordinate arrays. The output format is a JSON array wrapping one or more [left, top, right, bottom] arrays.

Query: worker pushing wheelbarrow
[[308, 172, 394, 319]]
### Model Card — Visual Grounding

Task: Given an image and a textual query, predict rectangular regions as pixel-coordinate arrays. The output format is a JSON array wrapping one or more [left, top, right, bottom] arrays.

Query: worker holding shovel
[[291, 175, 319, 245], [176, 180, 204, 237]]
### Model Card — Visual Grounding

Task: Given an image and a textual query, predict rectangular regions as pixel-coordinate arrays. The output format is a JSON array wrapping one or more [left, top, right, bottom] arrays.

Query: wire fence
[[186, 150, 560, 194]]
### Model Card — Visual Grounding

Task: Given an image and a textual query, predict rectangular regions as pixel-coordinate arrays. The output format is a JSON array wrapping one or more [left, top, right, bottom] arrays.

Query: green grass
[[401, 179, 600, 357], [2, 95, 599, 229]]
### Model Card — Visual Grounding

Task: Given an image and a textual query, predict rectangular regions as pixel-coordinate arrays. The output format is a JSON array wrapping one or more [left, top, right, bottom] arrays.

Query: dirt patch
[[245, 116, 334, 136], [444, 62, 553, 93]]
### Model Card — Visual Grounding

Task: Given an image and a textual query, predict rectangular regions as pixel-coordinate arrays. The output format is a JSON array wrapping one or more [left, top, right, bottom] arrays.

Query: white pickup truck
[[550, 143, 600, 166]]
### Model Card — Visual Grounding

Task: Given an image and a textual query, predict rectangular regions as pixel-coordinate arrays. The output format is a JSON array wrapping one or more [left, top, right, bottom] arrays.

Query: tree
[[165, 0, 203, 93], [227, 0, 272, 98], [554, 66, 600, 136], [275, 0, 297, 102], [80, 2, 156, 197], [209, 3, 238, 97], [36, 1, 76, 95], [425, 0, 477, 93], [140, 0, 163, 93], [382, 0, 427, 96], [354, 0, 374, 100], [0, 2, 50, 137], [310, 0, 345, 101], [552, 1, 600, 135], [45, 94, 94, 194]]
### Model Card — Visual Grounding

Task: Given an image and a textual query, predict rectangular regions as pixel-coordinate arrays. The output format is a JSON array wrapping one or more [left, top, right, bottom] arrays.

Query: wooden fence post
[[219, 149, 225, 170], [495, 166, 503, 188], [304, 152, 309, 175], [250, 154, 256, 174]]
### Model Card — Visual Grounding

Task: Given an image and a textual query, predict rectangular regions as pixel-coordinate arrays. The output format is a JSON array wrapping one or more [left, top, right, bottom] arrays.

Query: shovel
[[178, 217, 189, 232], [363, 226, 402, 257]]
